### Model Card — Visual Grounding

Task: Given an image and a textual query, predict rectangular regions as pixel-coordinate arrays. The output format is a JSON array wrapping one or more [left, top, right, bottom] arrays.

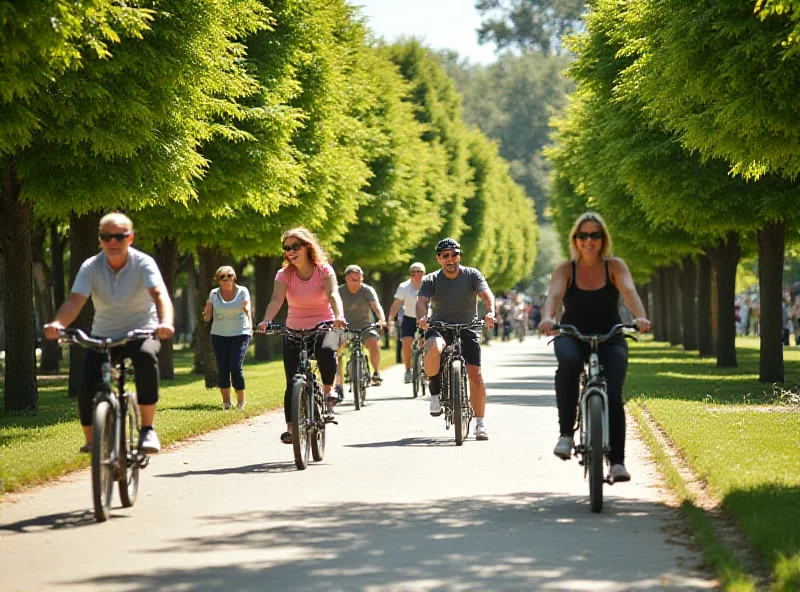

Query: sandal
[[280, 431, 293, 445]]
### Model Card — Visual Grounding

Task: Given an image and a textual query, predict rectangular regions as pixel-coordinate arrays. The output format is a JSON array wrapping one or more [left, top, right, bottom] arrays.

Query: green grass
[[0, 344, 398, 494], [627, 338, 800, 591]]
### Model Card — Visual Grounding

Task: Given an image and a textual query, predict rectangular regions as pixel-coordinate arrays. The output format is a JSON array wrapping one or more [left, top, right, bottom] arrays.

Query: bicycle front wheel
[[291, 378, 310, 470], [92, 400, 116, 522], [587, 395, 605, 513], [311, 383, 326, 462], [352, 355, 362, 411], [118, 394, 140, 508], [452, 361, 466, 446]]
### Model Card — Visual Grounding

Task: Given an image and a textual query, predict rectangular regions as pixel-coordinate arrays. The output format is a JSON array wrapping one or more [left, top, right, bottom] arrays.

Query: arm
[[149, 285, 175, 339], [370, 300, 387, 327], [260, 281, 288, 326], [416, 295, 430, 328], [540, 262, 571, 335], [387, 297, 404, 324], [478, 288, 496, 328], [43, 293, 89, 340], [323, 274, 345, 329], [609, 258, 651, 332], [203, 299, 213, 322], [242, 289, 253, 328]]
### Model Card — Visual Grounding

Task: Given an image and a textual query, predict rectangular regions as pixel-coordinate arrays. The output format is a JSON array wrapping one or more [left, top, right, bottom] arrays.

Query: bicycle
[[56, 328, 155, 522], [411, 327, 427, 398], [428, 319, 484, 446], [261, 321, 336, 470], [551, 323, 638, 512], [342, 322, 380, 410]]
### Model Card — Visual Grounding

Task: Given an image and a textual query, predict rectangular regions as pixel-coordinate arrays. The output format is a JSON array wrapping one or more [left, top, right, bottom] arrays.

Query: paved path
[[0, 337, 717, 591]]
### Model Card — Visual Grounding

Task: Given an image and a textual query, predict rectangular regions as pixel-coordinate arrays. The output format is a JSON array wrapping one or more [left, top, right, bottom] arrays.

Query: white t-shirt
[[394, 279, 421, 319]]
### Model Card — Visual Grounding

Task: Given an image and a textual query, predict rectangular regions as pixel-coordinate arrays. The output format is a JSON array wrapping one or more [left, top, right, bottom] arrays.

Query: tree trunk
[[68, 212, 102, 398], [697, 253, 714, 356], [32, 223, 60, 373], [153, 238, 178, 380], [704, 233, 740, 367], [636, 283, 649, 317], [50, 224, 66, 309], [681, 256, 698, 351], [757, 221, 785, 383], [650, 271, 663, 341], [194, 245, 223, 387], [2, 157, 39, 412], [666, 263, 682, 346], [0, 249, 5, 352], [656, 268, 669, 342], [254, 256, 281, 361]]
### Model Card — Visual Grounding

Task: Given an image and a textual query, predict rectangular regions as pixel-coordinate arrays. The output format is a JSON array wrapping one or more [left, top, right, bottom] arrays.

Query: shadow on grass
[[723, 484, 800, 588], [69, 492, 713, 592]]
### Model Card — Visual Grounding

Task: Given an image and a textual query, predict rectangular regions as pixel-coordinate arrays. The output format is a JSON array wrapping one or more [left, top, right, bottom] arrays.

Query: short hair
[[344, 264, 363, 276], [215, 265, 236, 281], [281, 227, 329, 268], [409, 262, 425, 273], [99, 212, 133, 232], [568, 212, 612, 260]]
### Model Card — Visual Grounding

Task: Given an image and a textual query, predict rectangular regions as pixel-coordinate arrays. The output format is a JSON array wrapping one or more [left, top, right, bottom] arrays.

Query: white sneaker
[[237, 401, 246, 411], [553, 436, 572, 460], [475, 424, 488, 441], [404, 369, 413, 383], [610, 464, 631, 482], [429, 394, 442, 416]]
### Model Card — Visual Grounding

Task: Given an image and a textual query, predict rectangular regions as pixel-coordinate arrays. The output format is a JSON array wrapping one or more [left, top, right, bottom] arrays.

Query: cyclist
[[43, 213, 174, 454], [257, 227, 346, 445], [387, 262, 426, 383], [335, 264, 387, 398], [540, 212, 651, 482], [416, 238, 496, 441]]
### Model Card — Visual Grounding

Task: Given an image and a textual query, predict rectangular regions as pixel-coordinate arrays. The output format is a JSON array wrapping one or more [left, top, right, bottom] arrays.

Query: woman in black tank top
[[539, 212, 651, 482]]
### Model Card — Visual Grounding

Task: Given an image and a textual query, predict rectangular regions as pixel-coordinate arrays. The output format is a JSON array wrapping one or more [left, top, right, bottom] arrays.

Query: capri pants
[[282, 334, 337, 423]]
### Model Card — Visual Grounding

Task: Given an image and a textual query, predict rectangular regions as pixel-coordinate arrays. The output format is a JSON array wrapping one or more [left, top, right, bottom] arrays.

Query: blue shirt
[[71, 247, 164, 338], [210, 286, 252, 337]]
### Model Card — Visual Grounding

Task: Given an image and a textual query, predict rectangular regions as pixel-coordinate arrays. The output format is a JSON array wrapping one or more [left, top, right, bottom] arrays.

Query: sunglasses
[[410, 270, 424, 274], [282, 243, 304, 252], [99, 232, 131, 242], [218, 275, 234, 280], [575, 231, 604, 241], [439, 251, 460, 260]]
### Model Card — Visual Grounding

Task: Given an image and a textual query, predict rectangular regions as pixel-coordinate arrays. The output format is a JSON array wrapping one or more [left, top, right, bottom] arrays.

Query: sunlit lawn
[[0, 343, 399, 494], [627, 337, 800, 590]]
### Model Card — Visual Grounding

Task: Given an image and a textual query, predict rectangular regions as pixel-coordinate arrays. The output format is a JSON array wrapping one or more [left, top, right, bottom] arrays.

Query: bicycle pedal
[[324, 416, 338, 425]]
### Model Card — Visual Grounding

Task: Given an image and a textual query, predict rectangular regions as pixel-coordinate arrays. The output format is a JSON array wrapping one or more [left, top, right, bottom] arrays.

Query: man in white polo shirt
[[44, 213, 174, 454], [388, 262, 426, 383]]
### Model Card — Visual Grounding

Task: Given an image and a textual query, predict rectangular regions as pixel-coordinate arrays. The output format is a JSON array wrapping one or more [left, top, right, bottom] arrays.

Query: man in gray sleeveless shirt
[[416, 238, 496, 440]]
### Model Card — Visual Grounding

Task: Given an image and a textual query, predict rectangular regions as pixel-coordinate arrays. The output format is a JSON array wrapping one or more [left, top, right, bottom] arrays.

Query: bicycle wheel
[[291, 378, 310, 470], [118, 394, 140, 508], [412, 349, 421, 398], [352, 354, 362, 411], [361, 357, 370, 406], [92, 400, 116, 522], [452, 361, 466, 446], [587, 395, 605, 513], [311, 384, 326, 462]]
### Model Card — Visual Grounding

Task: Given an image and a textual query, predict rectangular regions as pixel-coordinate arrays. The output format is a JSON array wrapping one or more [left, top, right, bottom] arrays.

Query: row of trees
[[546, 0, 800, 382], [1, 2, 538, 413]]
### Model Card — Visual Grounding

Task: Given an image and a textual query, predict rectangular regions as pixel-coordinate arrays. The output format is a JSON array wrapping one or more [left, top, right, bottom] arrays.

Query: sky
[[351, 0, 498, 65]]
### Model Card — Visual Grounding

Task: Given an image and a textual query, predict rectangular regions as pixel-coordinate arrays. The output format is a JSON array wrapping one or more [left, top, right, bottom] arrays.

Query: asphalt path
[[0, 336, 717, 591]]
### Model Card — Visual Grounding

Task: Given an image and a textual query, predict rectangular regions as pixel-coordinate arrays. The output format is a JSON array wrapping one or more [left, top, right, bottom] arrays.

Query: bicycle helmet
[[435, 237, 461, 255]]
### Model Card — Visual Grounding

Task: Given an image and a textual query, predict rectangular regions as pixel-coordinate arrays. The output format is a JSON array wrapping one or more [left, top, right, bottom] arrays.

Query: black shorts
[[401, 315, 418, 338], [425, 327, 482, 367]]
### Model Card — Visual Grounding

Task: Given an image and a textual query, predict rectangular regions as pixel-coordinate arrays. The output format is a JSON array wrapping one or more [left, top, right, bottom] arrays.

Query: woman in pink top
[[258, 227, 345, 445]]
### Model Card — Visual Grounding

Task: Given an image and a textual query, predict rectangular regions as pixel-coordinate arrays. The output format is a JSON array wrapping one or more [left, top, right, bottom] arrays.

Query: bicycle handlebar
[[56, 328, 156, 350], [552, 323, 638, 344], [257, 320, 335, 337], [345, 322, 381, 337], [428, 319, 485, 332]]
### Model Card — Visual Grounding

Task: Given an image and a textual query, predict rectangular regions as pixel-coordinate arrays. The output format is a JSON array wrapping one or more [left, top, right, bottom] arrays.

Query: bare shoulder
[[607, 257, 630, 273], [552, 260, 573, 278]]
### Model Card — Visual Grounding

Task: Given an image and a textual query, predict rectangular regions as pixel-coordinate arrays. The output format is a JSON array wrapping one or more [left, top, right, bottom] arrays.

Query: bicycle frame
[[344, 322, 379, 383]]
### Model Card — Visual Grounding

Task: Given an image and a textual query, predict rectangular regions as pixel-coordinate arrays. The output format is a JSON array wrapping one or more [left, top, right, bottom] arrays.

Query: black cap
[[435, 237, 461, 255]]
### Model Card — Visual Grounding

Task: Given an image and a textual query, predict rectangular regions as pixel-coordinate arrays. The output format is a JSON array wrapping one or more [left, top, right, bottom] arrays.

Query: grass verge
[[0, 344, 399, 494], [627, 338, 800, 591]]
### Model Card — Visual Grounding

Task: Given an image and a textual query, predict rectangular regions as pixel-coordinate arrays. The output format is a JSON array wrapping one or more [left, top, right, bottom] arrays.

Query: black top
[[560, 260, 622, 334]]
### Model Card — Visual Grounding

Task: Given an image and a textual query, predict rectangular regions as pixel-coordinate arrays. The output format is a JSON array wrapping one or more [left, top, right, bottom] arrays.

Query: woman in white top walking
[[204, 266, 252, 409]]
